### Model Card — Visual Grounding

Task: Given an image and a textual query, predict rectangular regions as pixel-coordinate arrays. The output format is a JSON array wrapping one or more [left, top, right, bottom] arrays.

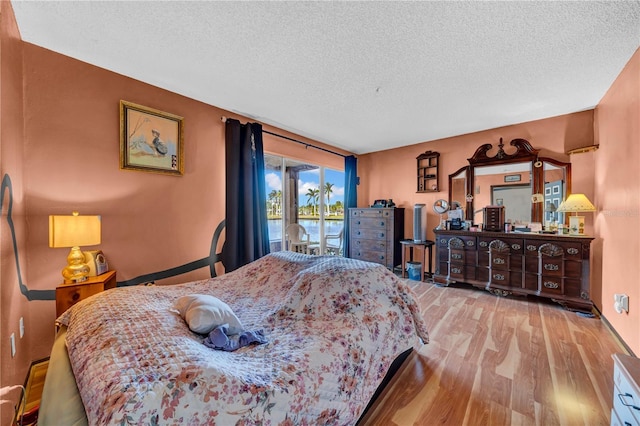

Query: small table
[[55, 270, 117, 316], [400, 240, 434, 282]]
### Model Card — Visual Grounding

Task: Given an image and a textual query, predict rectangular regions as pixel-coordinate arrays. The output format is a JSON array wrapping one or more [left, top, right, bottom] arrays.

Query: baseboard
[[596, 305, 636, 357]]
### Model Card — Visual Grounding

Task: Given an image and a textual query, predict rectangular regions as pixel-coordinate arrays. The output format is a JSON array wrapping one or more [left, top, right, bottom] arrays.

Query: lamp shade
[[556, 194, 596, 213], [49, 212, 101, 248]]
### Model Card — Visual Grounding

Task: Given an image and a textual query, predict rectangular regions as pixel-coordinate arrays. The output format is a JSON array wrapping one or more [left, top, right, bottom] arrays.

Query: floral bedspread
[[58, 252, 429, 425]]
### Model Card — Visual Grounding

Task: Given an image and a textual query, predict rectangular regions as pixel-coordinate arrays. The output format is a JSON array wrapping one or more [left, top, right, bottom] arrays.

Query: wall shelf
[[417, 150, 440, 192]]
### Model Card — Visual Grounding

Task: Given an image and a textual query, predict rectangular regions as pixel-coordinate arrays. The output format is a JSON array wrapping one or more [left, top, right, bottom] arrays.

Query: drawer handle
[[544, 264, 559, 271], [493, 273, 505, 281], [451, 267, 462, 274], [451, 253, 462, 260], [527, 245, 537, 251], [479, 241, 488, 247], [493, 258, 505, 265], [379, 233, 385, 238], [72, 293, 80, 301], [543, 281, 559, 289], [567, 248, 579, 255], [512, 244, 521, 250], [618, 393, 640, 411]]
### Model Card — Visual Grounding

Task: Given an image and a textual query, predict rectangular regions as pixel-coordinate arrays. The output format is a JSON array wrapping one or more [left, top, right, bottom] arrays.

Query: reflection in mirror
[[543, 160, 569, 228], [448, 167, 467, 219], [464, 138, 572, 226], [473, 162, 532, 225]]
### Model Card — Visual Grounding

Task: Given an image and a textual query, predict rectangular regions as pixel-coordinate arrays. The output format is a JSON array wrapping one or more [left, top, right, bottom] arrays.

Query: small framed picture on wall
[[120, 100, 184, 176]]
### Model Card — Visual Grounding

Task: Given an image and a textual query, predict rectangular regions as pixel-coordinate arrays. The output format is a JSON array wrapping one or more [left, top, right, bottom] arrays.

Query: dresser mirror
[[453, 138, 571, 225], [448, 166, 468, 219]]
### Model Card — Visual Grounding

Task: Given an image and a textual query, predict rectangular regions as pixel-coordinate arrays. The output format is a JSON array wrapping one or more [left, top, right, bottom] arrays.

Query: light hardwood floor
[[361, 279, 629, 425]]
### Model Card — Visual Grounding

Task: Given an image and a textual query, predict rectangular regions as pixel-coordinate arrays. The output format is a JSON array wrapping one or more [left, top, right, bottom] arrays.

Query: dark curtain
[[222, 119, 270, 272], [343, 155, 358, 257]]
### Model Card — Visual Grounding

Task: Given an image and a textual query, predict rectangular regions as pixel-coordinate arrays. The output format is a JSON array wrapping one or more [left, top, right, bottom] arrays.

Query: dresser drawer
[[351, 238, 387, 252], [351, 249, 389, 265], [437, 235, 477, 250], [490, 253, 509, 270], [557, 242, 583, 260], [540, 257, 563, 276], [479, 238, 524, 254], [350, 216, 389, 230], [612, 353, 640, 426], [350, 209, 393, 218], [539, 276, 563, 295], [350, 227, 389, 240]]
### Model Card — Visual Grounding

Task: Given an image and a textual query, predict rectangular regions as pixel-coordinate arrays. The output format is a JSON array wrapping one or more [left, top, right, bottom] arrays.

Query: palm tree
[[324, 182, 334, 215], [306, 188, 320, 216], [267, 190, 277, 215], [274, 190, 282, 216]]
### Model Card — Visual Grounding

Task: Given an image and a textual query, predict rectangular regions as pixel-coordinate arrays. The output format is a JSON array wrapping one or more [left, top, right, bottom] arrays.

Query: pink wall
[[358, 111, 591, 242], [594, 47, 640, 354], [1, 3, 638, 413], [0, 2, 352, 411], [0, 2, 32, 423], [358, 49, 640, 354], [20, 42, 351, 357]]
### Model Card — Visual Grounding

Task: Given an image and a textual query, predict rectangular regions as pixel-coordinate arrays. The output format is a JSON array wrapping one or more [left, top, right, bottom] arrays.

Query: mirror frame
[[448, 165, 470, 219], [452, 138, 571, 224]]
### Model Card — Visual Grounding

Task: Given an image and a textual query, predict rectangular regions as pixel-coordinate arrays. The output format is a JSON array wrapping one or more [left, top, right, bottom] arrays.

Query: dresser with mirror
[[434, 138, 593, 313]]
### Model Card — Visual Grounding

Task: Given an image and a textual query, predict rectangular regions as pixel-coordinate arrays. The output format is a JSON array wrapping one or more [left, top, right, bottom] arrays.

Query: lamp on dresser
[[556, 194, 596, 236], [49, 212, 101, 283]]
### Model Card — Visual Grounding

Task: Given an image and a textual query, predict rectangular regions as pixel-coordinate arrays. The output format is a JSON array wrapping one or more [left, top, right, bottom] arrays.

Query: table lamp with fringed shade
[[49, 212, 101, 283], [556, 194, 596, 236]]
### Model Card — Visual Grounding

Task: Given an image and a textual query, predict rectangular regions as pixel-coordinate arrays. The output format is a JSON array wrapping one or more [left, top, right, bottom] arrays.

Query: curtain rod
[[221, 116, 348, 158]]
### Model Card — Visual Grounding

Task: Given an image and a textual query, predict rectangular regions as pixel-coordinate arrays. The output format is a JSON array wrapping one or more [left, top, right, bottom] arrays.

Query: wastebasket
[[406, 261, 422, 281]]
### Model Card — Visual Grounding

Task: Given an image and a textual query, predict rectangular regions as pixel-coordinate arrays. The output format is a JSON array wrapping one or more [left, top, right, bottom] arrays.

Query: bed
[[39, 252, 429, 425]]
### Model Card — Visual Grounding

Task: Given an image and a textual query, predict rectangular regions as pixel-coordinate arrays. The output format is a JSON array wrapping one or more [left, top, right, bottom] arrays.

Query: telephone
[[371, 199, 396, 208], [84, 250, 109, 276], [449, 218, 463, 230]]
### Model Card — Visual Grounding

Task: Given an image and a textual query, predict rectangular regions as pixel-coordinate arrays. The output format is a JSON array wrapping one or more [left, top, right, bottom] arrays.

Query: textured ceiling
[[11, 1, 640, 154]]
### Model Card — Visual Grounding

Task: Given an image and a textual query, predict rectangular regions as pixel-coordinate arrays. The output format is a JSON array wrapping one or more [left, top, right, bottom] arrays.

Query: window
[[264, 154, 344, 255]]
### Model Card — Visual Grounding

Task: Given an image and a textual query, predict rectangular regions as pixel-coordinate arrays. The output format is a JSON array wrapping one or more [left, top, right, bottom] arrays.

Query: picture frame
[[120, 101, 184, 176], [504, 174, 521, 182]]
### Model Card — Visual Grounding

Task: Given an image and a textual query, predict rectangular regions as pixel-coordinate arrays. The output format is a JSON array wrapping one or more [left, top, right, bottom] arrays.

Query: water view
[[268, 219, 344, 244]]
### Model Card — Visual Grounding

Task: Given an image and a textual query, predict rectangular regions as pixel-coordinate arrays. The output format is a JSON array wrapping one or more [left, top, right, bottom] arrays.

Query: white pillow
[[173, 294, 244, 335]]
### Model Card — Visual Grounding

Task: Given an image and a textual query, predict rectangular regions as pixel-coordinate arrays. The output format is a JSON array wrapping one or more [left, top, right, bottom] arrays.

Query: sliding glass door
[[264, 154, 344, 255]]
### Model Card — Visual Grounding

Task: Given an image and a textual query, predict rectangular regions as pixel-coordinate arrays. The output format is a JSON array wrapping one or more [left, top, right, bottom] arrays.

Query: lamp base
[[568, 216, 585, 236], [62, 246, 90, 283]]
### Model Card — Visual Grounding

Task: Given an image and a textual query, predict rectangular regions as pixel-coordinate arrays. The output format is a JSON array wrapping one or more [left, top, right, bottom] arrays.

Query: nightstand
[[55, 270, 116, 317]]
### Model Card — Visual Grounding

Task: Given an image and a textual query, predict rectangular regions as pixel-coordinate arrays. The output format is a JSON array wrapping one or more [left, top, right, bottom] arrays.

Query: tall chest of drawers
[[612, 353, 640, 426], [348, 207, 404, 270]]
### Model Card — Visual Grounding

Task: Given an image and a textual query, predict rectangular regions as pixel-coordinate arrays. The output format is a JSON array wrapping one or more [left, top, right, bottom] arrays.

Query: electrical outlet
[[19, 317, 24, 338], [10, 333, 15, 357], [614, 293, 629, 314]]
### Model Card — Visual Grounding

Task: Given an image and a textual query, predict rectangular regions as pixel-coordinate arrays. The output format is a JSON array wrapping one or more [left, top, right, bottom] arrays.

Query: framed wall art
[[120, 101, 184, 176], [504, 174, 521, 183]]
